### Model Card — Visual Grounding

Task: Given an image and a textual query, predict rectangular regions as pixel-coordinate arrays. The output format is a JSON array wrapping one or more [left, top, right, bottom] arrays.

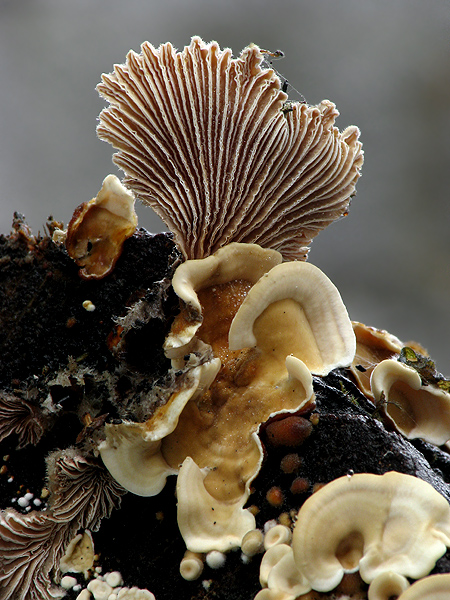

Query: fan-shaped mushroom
[[370, 359, 450, 445], [97, 37, 363, 260], [0, 449, 125, 600], [0, 392, 46, 449], [164, 242, 282, 362], [292, 471, 450, 591]]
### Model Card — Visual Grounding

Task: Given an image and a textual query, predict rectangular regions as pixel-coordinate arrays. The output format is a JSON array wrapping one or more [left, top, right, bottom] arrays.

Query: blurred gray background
[[0, 0, 449, 373]]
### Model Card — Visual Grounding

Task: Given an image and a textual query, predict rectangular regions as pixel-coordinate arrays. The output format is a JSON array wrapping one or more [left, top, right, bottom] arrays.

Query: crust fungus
[[263, 524, 292, 550], [179, 550, 204, 581], [164, 242, 282, 363], [370, 359, 450, 445], [291, 471, 450, 592], [350, 322, 403, 399], [97, 37, 363, 261], [241, 528, 265, 557], [65, 174, 137, 279], [258, 544, 311, 599], [396, 573, 450, 600]]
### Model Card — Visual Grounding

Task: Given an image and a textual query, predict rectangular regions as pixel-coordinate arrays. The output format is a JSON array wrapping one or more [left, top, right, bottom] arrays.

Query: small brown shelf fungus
[[1, 36, 450, 600], [65, 174, 137, 279]]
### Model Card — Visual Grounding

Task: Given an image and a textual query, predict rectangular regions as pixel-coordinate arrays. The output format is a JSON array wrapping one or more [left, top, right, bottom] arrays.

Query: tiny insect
[[260, 48, 285, 60], [259, 47, 307, 104]]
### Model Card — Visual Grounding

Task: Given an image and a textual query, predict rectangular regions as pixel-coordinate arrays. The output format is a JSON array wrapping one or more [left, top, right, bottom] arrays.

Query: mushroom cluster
[[2, 35, 450, 600], [95, 36, 363, 557]]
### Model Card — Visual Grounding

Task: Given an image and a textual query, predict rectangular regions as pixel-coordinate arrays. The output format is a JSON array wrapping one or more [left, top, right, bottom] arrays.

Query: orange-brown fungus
[[290, 477, 310, 495], [66, 175, 137, 280], [280, 453, 302, 474], [266, 486, 284, 507], [265, 416, 313, 447]]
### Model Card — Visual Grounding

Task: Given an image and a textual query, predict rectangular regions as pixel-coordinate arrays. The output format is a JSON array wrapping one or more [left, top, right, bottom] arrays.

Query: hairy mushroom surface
[[0, 392, 46, 448], [370, 359, 450, 445], [65, 174, 137, 279], [97, 37, 363, 260], [291, 471, 450, 591]]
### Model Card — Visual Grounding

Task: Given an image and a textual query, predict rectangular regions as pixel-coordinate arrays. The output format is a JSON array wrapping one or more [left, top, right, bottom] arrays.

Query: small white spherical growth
[[264, 525, 292, 550], [264, 520, 277, 534], [206, 551, 226, 569], [17, 496, 29, 508], [87, 580, 113, 600], [76, 590, 92, 600], [105, 572, 123, 588], [82, 300, 96, 312], [180, 552, 204, 581], [61, 575, 78, 590]]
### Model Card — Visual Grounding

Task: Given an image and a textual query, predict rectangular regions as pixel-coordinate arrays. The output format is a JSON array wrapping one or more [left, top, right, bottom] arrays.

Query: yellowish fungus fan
[[65, 174, 137, 279], [291, 472, 450, 591], [229, 261, 356, 376], [370, 358, 450, 445], [97, 37, 363, 260]]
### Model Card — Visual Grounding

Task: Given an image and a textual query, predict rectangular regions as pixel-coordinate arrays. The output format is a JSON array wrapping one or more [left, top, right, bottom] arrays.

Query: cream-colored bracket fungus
[[291, 472, 450, 591], [370, 359, 450, 445]]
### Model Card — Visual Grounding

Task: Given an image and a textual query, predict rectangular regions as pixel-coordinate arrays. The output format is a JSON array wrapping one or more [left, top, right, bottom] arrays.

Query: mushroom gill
[[97, 37, 363, 260], [0, 392, 46, 449], [0, 449, 125, 600]]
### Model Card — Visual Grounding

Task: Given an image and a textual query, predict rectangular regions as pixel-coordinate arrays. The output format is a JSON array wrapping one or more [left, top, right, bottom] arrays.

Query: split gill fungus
[[5, 34, 450, 600]]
